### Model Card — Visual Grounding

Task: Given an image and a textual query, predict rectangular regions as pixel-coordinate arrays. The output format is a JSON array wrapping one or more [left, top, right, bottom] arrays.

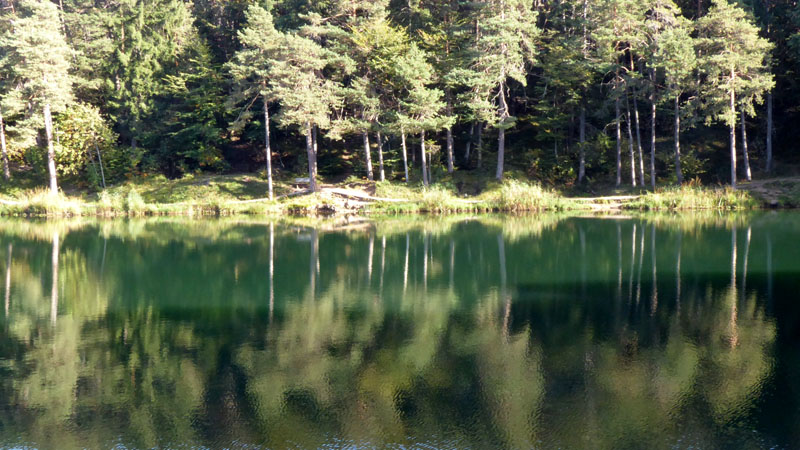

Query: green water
[[0, 213, 798, 449]]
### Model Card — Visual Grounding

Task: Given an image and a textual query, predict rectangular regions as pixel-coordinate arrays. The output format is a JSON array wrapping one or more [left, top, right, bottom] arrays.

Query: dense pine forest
[[0, 0, 797, 198]]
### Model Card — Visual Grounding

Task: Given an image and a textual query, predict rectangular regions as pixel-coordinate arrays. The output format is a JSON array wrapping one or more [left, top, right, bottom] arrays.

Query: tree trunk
[[93, 139, 106, 189], [578, 106, 586, 183], [44, 103, 58, 195], [305, 122, 317, 192], [376, 131, 385, 182], [465, 122, 474, 164], [633, 90, 645, 186], [0, 111, 9, 180], [496, 126, 505, 181], [674, 95, 683, 185], [312, 125, 319, 179], [766, 92, 773, 173], [420, 130, 429, 187], [476, 122, 483, 169], [615, 97, 621, 187], [264, 100, 273, 200], [625, 92, 637, 187], [401, 129, 409, 184], [446, 126, 454, 173], [649, 74, 657, 189], [729, 72, 737, 188], [363, 131, 373, 181], [741, 110, 752, 182], [427, 141, 433, 184], [496, 82, 507, 181]]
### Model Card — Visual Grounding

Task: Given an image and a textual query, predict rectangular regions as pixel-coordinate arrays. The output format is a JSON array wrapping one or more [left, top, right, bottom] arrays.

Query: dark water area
[[0, 213, 798, 449]]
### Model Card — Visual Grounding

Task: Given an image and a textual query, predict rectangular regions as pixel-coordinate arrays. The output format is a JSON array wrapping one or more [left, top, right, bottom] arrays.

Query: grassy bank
[[0, 173, 768, 217]]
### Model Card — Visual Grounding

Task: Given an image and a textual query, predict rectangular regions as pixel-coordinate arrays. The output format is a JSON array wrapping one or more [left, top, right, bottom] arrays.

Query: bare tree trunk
[[578, 106, 586, 183], [729, 71, 737, 188], [264, 101, 273, 200], [312, 125, 318, 179], [625, 92, 637, 187], [376, 131, 385, 182], [305, 122, 317, 192], [465, 122, 474, 164], [44, 103, 58, 195], [615, 97, 622, 187], [446, 126, 454, 174], [0, 111, 8, 180], [496, 126, 505, 181], [741, 111, 752, 182], [496, 84, 507, 181], [401, 129, 409, 184], [50, 231, 59, 325], [649, 72, 657, 189], [674, 95, 683, 185], [427, 141, 433, 184], [363, 131, 373, 181], [766, 92, 773, 173], [633, 90, 646, 186], [476, 122, 483, 169], [420, 130, 429, 187]]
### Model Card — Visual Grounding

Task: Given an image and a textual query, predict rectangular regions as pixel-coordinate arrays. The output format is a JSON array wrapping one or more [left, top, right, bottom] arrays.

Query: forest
[[0, 0, 796, 199]]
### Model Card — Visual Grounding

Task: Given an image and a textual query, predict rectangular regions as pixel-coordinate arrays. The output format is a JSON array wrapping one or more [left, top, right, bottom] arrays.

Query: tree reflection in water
[[0, 214, 797, 449]]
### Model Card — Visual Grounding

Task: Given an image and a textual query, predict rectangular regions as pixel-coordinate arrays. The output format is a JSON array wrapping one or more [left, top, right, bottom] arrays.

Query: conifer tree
[[465, 0, 538, 181], [270, 32, 342, 192], [0, 0, 73, 194], [228, 4, 283, 199], [395, 44, 448, 187], [696, 0, 773, 187], [650, 2, 696, 185], [105, 0, 194, 149]]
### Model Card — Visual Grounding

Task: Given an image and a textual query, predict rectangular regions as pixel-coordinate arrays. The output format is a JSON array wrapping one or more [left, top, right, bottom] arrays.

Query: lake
[[0, 213, 798, 449]]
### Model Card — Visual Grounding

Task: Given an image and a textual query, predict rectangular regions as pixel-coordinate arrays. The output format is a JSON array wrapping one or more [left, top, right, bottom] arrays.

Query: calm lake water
[[0, 213, 798, 449]]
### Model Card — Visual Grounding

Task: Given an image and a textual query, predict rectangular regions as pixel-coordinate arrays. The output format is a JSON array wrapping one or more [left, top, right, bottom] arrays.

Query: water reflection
[[0, 214, 797, 449]]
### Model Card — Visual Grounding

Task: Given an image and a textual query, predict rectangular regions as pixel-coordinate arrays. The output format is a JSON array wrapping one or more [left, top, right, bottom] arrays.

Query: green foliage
[[0, 0, 73, 148], [696, 0, 774, 126], [53, 103, 120, 183]]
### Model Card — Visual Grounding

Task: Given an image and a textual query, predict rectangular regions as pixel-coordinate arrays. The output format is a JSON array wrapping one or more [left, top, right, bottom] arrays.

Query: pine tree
[[465, 0, 538, 181], [270, 32, 342, 192], [394, 44, 448, 187], [105, 0, 195, 149], [650, 2, 696, 185], [227, 4, 284, 200], [411, 0, 469, 174], [696, 0, 773, 187], [0, 0, 73, 194]]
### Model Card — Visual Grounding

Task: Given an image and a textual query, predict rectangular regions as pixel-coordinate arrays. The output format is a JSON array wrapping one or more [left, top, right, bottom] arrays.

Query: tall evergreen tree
[[228, 4, 284, 200], [465, 0, 538, 181], [271, 32, 342, 192], [650, 2, 696, 185], [0, 0, 73, 194], [696, 0, 773, 186]]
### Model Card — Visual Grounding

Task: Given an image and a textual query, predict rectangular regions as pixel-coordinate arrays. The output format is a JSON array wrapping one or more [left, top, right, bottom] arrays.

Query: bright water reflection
[[0, 213, 798, 449]]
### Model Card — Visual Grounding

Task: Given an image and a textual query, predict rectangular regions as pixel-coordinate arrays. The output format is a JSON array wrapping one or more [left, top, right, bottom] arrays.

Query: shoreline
[[0, 183, 774, 218]]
